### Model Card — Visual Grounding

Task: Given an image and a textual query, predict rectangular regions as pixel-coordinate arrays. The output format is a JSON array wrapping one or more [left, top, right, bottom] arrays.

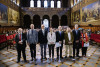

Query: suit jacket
[[72, 30, 81, 42], [64, 32, 74, 45], [38, 29, 48, 44], [56, 31, 64, 45], [27, 29, 38, 44], [15, 33, 27, 48], [72, 29, 81, 48], [47, 32, 56, 44]]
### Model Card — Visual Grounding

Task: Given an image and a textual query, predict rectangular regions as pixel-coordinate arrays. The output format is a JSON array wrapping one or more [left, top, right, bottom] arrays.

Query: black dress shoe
[[31, 59, 33, 61], [65, 56, 67, 58], [73, 56, 75, 58], [57, 57, 59, 60], [16, 61, 20, 63], [44, 57, 47, 60], [60, 57, 63, 59], [77, 55, 81, 58], [69, 56, 73, 58], [24, 60, 28, 63], [41, 57, 43, 60]]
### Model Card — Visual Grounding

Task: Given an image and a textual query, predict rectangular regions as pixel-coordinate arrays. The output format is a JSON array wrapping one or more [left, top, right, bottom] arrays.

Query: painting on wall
[[9, 8, 19, 24], [72, 10, 80, 23], [82, 1, 100, 22], [0, 3, 8, 23]]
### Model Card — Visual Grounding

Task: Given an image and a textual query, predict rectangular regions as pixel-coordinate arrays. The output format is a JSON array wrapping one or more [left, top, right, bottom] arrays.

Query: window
[[77, 0, 80, 3], [44, 0, 48, 8], [57, 1, 61, 8], [13, 0, 16, 4], [74, 0, 76, 5], [30, 0, 34, 7], [37, 0, 41, 7], [51, 0, 54, 8]]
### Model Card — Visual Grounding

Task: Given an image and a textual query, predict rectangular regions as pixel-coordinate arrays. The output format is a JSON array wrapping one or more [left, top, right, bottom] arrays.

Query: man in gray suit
[[27, 24, 38, 61]]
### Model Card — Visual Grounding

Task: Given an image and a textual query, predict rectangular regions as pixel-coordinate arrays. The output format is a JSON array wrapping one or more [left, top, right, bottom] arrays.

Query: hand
[[68, 41, 72, 44], [50, 42, 54, 44], [76, 40, 79, 43], [18, 41, 23, 44], [59, 41, 61, 44], [27, 43, 30, 46], [38, 43, 40, 45], [85, 41, 88, 44]]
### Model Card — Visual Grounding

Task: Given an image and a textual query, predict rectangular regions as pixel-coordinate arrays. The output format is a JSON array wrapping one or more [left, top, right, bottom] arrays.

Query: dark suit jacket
[[56, 31, 64, 46], [38, 29, 48, 44], [72, 30, 81, 42], [15, 33, 27, 48], [72, 30, 81, 48]]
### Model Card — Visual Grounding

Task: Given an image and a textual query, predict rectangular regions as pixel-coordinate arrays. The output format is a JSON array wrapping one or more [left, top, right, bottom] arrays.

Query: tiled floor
[[0, 44, 100, 67]]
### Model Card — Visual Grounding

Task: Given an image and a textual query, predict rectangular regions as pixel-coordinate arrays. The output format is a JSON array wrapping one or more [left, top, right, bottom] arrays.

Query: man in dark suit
[[15, 28, 27, 63], [38, 24, 48, 60], [56, 26, 64, 59], [72, 24, 81, 58]]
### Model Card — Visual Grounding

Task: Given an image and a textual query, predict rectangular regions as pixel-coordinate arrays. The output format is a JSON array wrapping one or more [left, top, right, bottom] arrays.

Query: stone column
[[50, 19, 52, 27], [59, 19, 61, 26], [41, 18, 42, 25], [80, 8, 82, 23], [31, 19, 33, 24]]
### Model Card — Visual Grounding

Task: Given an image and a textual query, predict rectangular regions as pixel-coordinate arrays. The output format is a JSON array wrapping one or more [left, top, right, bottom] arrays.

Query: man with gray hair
[[15, 28, 27, 63], [56, 26, 64, 60], [27, 24, 38, 61]]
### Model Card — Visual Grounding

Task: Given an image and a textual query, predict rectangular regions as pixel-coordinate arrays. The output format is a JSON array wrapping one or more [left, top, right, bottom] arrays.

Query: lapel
[[74, 30, 76, 35]]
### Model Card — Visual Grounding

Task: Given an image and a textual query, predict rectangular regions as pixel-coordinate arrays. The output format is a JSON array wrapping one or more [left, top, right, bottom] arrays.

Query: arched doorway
[[42, 15, 50, 28], [33, 15, 41, 29], [61, 15, 67, 26], [23, 15, 31, 28], [52, 15, 59, 28]]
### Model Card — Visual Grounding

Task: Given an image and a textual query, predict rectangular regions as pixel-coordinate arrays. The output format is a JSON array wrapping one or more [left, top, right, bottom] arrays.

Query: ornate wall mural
[[82, 1, 100, 22], [9, 8, 19, 24], [72, 10, 80, 23], [0, 3, 8, 23]]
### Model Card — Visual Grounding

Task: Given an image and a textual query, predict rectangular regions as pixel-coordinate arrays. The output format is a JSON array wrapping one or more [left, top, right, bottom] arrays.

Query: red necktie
[[19, 34, 21, 41]]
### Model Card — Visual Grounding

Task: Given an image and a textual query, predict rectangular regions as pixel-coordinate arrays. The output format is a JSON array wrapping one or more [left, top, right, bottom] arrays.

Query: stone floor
[[0, 44, 100, 67]]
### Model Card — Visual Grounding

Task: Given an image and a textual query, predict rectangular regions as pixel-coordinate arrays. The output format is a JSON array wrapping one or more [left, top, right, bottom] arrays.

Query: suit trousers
[[56, 45, 63, 59], [48, 44, 55, 58], [16, 45, 26, 62], [65, 45, 73, 56], [82, 47, 87, 56], [73, 42, 80, 57], [40, 44, 47, 58], [30, 44, 36, 59]]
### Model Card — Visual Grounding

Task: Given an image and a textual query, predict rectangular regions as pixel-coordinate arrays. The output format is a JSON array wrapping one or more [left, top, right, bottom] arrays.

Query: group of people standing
[[15, 24, 89, 63]]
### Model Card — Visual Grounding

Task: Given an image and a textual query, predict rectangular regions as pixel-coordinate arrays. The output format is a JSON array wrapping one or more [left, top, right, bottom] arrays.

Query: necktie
[[43, 30, 45, 35], [76, 30, 77, 34], [59, 31, 61, 36], [32, 30, 33, 34], [19, 34, 21, 41]]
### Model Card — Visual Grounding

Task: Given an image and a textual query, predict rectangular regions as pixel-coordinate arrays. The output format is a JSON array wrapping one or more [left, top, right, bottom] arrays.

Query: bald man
[[38, 24, 48, 60], [15, 28, 27, 63]]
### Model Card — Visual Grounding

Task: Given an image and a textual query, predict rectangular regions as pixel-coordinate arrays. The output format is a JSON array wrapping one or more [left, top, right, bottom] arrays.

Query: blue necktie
[[32, 30, 33, 34], [59, 32, 61, 36]]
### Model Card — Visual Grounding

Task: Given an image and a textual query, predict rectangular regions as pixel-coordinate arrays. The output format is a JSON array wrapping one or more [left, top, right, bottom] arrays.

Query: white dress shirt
[[68, 32, 71, 41]]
